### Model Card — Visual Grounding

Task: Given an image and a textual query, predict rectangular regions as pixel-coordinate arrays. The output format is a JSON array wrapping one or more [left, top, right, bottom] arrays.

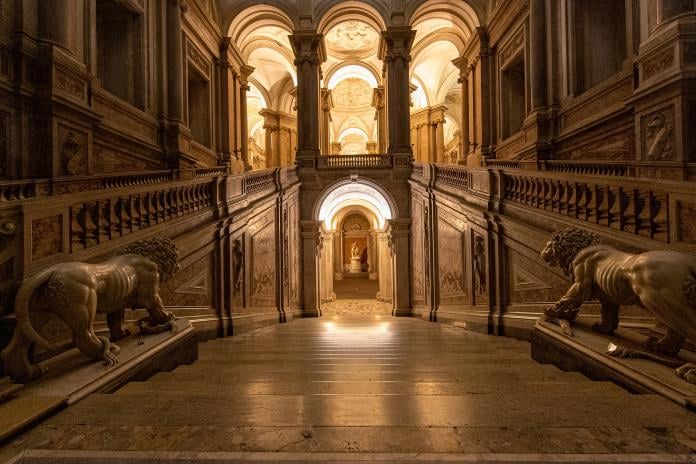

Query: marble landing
[[3, 314, 696, 462]]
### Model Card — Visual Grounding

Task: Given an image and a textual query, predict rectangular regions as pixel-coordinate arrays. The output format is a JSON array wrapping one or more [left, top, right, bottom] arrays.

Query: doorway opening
[[315, 180, 396, 316]]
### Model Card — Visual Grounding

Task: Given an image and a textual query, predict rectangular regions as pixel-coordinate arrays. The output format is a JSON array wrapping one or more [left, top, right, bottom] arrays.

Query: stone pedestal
[[350, 257, 361, 273]]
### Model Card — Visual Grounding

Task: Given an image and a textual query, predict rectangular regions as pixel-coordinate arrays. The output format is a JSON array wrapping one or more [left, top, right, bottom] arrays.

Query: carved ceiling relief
[[643, 108, 675, 161], [332, 78, 374, 109], [325, 20, 379, 59], [342, 213, 370, 232]]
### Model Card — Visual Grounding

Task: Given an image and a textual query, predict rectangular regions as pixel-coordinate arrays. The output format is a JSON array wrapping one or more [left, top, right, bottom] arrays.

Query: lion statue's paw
[[592, 321, 616, 335], [676, 364, 696, 384]]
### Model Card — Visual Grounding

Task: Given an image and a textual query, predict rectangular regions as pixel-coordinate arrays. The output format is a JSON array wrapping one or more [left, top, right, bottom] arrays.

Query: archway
[[315, 179, 396, 315]]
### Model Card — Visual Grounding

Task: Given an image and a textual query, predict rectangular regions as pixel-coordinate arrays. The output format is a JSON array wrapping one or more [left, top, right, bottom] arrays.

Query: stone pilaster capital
[[290, 30, 326, 66], [379, 26, 416, 63]]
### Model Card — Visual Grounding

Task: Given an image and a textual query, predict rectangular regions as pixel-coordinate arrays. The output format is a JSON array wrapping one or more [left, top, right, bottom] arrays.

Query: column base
[[302, 309, 321, 318], [392, 308, 412, 317]]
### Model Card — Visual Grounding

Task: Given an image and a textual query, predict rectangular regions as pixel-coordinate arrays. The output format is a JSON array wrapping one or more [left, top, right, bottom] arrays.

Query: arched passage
[[314, 180, 397, 314]]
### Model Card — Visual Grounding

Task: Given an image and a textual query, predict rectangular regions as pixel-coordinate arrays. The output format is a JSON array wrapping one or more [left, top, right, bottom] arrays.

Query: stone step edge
[[0, 320, 197, 444], [8, 449, 694, 464]]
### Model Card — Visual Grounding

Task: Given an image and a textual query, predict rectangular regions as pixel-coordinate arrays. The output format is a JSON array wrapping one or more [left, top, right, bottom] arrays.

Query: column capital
[[290, 30, 327, 66], [379, 26, 416, 63]]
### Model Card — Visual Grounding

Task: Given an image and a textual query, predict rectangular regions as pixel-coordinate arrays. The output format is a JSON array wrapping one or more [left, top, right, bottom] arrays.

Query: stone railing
[[243, 168, 277, 195], [0, 167, 233, 202], [485, 159, 634, 177], [316, 154, 393, 169], [69, 179, 214, 252], [413, 162, 696, 248], [501, 170, 673, 242], [433, 165, 473, 191]]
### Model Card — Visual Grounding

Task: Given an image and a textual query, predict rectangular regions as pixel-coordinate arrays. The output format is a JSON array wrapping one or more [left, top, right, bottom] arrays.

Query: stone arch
[[315, 0, 389, 34], [315, 177, 398, 229], [224, 2, 298, 38]]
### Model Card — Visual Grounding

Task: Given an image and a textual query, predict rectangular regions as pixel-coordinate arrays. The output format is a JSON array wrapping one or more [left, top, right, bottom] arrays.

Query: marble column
[[380, 27, 415, 156], [334, 231, 343, 280], [452, 56, 470, 163], [217, 38, 234, 167], [388, 218, 412, 316], [300, 220, 322, 316], [476, 28, 493, 160], [290, 31, 325, 162], [262, 114, 279, 167], [38, 0, 74, 52], [529, 0, 547, 111], [240, 65, 254, 170], [166, 0, 185, 123], [435, 119, 445, 164]]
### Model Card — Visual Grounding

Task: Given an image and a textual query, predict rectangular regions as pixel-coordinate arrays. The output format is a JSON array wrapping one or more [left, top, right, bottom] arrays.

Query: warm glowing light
[[318, 182, 393, 229], [327, 64, 378, 89]]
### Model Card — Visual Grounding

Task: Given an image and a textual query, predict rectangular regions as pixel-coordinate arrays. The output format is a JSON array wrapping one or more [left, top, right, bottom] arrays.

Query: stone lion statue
[[1, 238, 179, 383], [541, 227, 696, 382]]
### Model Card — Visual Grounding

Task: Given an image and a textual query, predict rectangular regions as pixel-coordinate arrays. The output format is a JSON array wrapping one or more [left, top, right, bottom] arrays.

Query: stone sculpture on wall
[[232, 238, 244, 295], [645, 112, 674, 161], [541, 228, 696, 383], [473, 235, 486, 297], [1, 238, 179, 383]]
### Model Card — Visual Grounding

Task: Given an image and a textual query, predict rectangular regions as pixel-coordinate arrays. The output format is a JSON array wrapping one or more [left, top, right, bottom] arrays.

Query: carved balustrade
[[68, 179, 215, 252], [243, 169, 276, 195], [413, 162, 696, 247], [316, 154, 393, 169], [0, 167, 234, 203]]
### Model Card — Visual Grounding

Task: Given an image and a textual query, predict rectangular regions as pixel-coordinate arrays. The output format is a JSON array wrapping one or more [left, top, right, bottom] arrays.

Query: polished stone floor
[[4, 315, 696, 462], [321, 299, 392, 316], [333, 275, 379, 300]]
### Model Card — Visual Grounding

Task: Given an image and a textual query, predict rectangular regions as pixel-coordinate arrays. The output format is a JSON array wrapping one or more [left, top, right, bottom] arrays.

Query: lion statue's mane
[[541, 228, 604, 279], [119, 238, 180, 281]]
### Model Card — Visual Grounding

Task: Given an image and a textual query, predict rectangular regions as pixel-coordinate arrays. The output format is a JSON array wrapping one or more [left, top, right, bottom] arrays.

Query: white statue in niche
[[351, 242, 360, 259]]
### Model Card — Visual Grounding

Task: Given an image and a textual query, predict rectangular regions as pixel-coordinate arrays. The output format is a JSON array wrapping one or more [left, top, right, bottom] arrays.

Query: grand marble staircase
[[4, 315, 696, 462]]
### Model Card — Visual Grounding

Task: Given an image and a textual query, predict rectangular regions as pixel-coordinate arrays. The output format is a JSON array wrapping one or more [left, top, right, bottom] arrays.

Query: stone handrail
[[485, 159, 634, 177], [243, 168, 276, 195], [316, 154, 392, 169], [412, 162, 696, 248], [0, 167, 237, 202]]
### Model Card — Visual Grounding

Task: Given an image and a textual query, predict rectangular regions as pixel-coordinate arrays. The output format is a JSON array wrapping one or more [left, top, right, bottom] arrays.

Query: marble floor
[[4, 315, 696, 463]]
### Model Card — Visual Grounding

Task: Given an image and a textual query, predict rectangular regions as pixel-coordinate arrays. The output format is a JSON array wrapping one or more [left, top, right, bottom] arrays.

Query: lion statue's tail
[[14, 269, 61, 352]]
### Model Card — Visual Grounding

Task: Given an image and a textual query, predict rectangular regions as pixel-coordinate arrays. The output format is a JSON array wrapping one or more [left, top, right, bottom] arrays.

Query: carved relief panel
[[231, 236, 245, 307], [411, 198, 425, 304], [161, 254, 213, 307], [57, 124, 89, 176], [472, 233, 487, 305], [641, 106, 675, 161], [250, 218, 276, 307], [437, 217, 466, 303]]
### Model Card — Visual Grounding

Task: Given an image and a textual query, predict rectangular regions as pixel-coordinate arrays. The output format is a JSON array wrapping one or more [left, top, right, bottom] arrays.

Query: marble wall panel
[[250, 219, 276, 307], [161, 254, 213, 307], [505, 248, 567, 305], [411, 198, 425, 304], [31, 215, 63, 261], [437, 217, 466, 303]]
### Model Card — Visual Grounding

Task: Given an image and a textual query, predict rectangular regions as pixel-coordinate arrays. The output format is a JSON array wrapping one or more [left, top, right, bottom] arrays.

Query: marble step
[[146, 368, 590, 383], [193, 354, 535, 363], [167, 360, 568, 375], [42, 392, 695, 428], [11, 426, 696, 457], [115, 379, 628, 396]]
